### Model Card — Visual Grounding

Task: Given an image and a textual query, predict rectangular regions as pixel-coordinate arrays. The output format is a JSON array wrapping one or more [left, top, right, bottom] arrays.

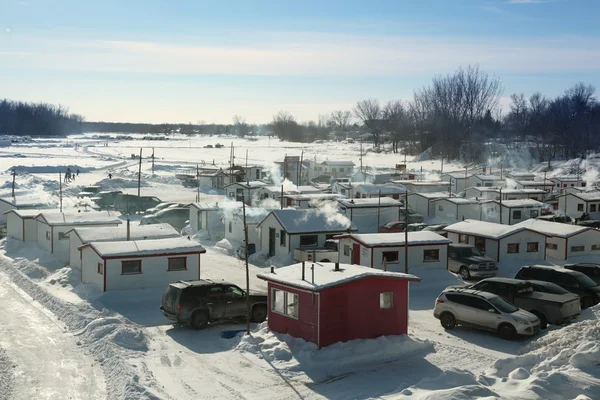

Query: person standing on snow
[[76, 169, 80, 176], [108, 173, 113, 179]]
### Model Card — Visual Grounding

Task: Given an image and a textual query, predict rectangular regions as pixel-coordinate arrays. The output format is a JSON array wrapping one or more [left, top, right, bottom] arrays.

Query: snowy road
[[0, 273, 106, 400]]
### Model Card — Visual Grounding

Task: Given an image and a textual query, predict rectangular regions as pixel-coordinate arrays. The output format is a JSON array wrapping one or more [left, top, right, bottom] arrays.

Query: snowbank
[[0, 239, 162, 400], [399, 306, 600, 399], [235, 322, 434, 382], [0, 347, 14, 400]]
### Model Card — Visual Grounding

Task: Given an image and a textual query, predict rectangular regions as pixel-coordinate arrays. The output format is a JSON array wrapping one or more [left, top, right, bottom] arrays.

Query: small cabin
[[480, 199, 544, 225], [444, 219, 547, 263], [257, 262, 420, 348], [550, 176, 585, 192], [467, 174, 504, 188], [65, 222, 180, 269], [257, 209, 354, 261], [223, 208, 270, 250], [506, 172, 536, 181], [514, 219, 600, 261], [0, 195, 57, 225], [431, 198, 480, 222], [338, 197, 403, 233], [335, 231, 450, 271], [34, 211, 122, 263], [440, 172, 469, 193], [80, 237, 206, 292], [188, 201, 243, 237], [351, 183, 406, 199], [5, 209, 54, 242], [397, 181, 452, 194], [407, 192, 453, 218], [557, 192, 600, 220]]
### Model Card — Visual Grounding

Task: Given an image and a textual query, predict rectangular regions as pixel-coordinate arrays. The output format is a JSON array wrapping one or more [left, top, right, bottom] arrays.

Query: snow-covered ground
[[0, 133, 598, 399]]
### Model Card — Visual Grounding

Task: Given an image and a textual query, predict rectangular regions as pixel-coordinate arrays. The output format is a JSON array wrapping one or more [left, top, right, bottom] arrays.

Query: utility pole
[[242, 196, 251, 335], [137, 148, 143, 197], [360, 142, 363, 174], [245, 149, 249, 185], [500, 163, 503, 180], [11, 168, 16, 198], [440, 153, 444, 176], [499, 187, 503, 224], [196, 164, 200, 202], [151, 148, 155, 174], [377, 190, 381, 229], [59, 170, 63, 213], [280, 185, 284, 209], [298, 150, 304, 186], [404, 190, 408, 274]]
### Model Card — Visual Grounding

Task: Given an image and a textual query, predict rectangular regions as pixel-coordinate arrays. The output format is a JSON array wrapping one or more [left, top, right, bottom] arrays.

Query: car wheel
[[499, 323, 517, 340], [531, 311, 548, 330], [440, 312, 456, 330], [251, 305, 267, 323], [191, 311, 209, 330], [581, 296, 595, 309], [459, 267, 471, 280]]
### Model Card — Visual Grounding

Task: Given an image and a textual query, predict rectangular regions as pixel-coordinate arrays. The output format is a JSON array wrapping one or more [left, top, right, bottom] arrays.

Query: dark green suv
[[160, 280, 268, 329]]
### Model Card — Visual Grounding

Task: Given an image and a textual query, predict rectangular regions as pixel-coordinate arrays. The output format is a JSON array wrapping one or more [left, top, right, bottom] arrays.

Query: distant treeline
[[0, 99, 85, 136]]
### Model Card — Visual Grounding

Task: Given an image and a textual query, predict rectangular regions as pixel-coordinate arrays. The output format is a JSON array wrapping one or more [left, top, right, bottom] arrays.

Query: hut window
[[280, 230, 287, 246], [343, 245, 350, 256], [382, 251, 398, 263], [459, 234, 469, 244], [577, 204, 584, 211], [423, 249, 440, 262], [45, 231, 51, 240], [512, 210, 522, 220], [507, 243, 520, 254], [546, 243, 558, 250], [97, 263, 103, 275], [122, 260, 142, 274], [527, 242, 539, 252], [571, 246, 585, 252], [591, 204, 597, 213], [58, 232, 68, 240], [591, 244, 600, 251], [530, 210, 539, 218], [228, 221, 232, 233], [271, 288, 298, 319], [168, 257, 187, 271], [299, 235, 318, 247], [380, 292, 393, 309]]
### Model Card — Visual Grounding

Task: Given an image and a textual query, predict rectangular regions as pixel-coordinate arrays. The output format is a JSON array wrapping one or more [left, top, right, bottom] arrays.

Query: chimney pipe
[[335, 262, 340, 271], [270, 266, 274, 273], [302, 261, 305, 280], [311, 263, 315, 284], [126, 218, 131, 241]]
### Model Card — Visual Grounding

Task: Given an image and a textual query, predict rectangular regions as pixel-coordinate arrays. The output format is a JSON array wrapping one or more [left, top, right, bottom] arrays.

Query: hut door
[[352, 243, 360, 265], [268, 228, 276, 257]]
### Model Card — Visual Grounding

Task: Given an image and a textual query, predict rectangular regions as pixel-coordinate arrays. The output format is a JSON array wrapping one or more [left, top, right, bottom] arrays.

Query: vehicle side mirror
[[488, 308, 496, 313]]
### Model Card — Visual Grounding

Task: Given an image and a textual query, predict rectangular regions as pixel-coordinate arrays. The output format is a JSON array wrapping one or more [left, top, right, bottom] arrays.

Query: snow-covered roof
[[507, 172, 535, 177], [257, 262, 419, 291], [66, 223, 179, 244], [514, 219, 590, 238], [4, 208, 58, 218], [354, 183, 406, 194], [84, 236, 205, 258], [284, 193, 342, 201], [321, 160, 355, 167], [223, 181, 268, 189], [550, 176, 582, 182], [260, 209, 354, 234], [495, 199, 544, 208], [35, 212, 122, 226], [431, 197, 479, 205], [338, 198, 402, 208], [401, 181, 450, 187], [224, 208, 271, 224], [334, 231, 450, 247], [441, 172, 469, 179], [570, 192, 600, 202], [470, 174, 503, 181], [188, 201, 243, 211], [0, 195, 57, 208], [516, 180, 553, 187], [444, 219, 542, 239], [409, 192, 453, 199]]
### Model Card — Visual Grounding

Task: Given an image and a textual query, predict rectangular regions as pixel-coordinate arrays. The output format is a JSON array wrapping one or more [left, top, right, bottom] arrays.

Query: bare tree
[[271, 111, 302, 141], [232, 115, 250, 137], [353, 99, 382, 146], [328, 110, 352, 135], [382, 100, 410, 153]]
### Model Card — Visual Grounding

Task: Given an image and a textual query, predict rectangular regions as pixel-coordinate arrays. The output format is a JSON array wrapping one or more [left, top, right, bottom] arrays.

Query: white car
[[145, 202, 185, 215], [433, 288, 540, 340]]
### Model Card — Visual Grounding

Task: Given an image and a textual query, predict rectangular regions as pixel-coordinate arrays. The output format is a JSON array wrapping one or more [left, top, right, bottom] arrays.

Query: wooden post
[[11, 168, 16, 198], [151, 148, 155, 174], [242, 196, 251, 335], [245, 149, 249, 185], [137, 148, 142, 197], [126, 218, 131, 240], [404, 191, 408, 274], [377, 190, 381, 230], [280, 185, 284, 209], [298, 150, 304, 186], [59, 170, 63, 213], [499, 187, 503, 224]]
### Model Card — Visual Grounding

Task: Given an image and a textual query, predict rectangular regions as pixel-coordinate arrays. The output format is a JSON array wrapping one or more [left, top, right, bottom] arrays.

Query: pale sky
[[1, 0, 599, 124]]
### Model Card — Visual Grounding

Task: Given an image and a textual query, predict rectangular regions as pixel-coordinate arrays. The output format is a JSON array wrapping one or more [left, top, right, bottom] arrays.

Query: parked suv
[[464, 278, 580, 328], [90, 190, 123, 209], [433, 288, 540, 340], [160, 280, 268, 329], [448, 244, 497, 280], [515, 265, 600, 309], [564, 263, 600, 285], [113, 193, 162, 214]]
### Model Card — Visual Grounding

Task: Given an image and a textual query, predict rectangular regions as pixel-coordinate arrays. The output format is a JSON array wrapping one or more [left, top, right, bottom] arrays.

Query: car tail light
[[177, 303, 183, 312], [436, 298, 444, 304]]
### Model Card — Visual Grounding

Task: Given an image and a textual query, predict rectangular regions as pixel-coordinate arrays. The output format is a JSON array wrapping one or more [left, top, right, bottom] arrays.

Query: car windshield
[[487, 296, 518, 313], [461, 247, 483, 257], [575, 273, 599, 288]]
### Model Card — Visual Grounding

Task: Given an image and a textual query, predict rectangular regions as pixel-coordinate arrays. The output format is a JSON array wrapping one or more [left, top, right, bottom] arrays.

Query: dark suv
[[564, 263, 600, 285], [515, 265, 600, 309], [160, 280, 268, 329]]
